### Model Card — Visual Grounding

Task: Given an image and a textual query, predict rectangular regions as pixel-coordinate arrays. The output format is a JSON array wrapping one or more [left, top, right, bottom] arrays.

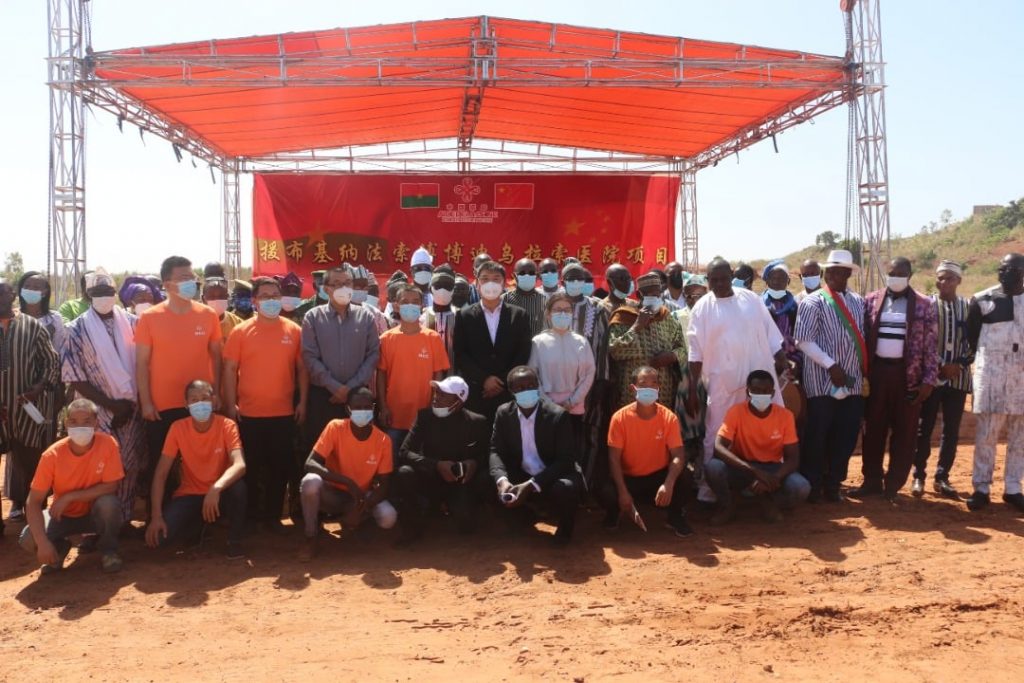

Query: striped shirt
[[503, 288, 547, 337], [794, 289, 867, 399], [933, 295, 972, 392]]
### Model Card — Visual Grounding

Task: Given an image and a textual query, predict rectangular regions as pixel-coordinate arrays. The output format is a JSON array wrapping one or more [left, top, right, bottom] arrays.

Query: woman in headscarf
[[118, 275, 163, 315]]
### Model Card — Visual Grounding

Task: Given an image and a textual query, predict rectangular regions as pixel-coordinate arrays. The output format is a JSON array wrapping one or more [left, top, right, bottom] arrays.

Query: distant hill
[[748, 199, 1023, 296]]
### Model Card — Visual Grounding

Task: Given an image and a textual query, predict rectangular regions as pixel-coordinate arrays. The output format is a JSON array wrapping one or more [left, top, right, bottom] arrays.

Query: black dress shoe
[[911, 478, 924, 497], [965, 491, 990, 511], [823, 488, 845, 503], [1002, 493, 1024, 514], [847, 482, 884, 499], [933, 479, 960, 500]]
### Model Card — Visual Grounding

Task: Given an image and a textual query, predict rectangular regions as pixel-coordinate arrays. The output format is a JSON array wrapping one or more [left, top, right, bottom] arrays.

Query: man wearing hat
[[349, 264, 390, 335], [294, 270, 327, 321], [912, 260, 971, 499], [393, 376, 490, 541], [423, 270, 460, 371], [410, 246, 434, 308], [278, 272, 305, 323]]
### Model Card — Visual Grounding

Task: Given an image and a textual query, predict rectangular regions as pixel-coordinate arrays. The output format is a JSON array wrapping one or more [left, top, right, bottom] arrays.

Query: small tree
[[2, 252, 24, 284], [815, 230, 839, 249]]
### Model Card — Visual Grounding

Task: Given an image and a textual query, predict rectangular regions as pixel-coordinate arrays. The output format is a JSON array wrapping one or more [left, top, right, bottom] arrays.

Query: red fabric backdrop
[[253, 173, 679, 296]]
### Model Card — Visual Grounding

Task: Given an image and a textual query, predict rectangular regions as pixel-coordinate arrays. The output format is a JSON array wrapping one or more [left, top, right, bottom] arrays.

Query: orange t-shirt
[[30, 434, 125, 518], [607, 403, 683, 477], [312, 419, 393, 492], [135, 300, 222, 412], [223, 316, 302, 417], [717, 403, 798, 464], [377, 327, 450, 430], [162, 415, 242, 497]]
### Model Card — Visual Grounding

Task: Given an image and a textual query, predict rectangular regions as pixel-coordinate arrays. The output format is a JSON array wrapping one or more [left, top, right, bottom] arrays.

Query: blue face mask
[[635, 387, 659, 406], [731, 278, 746, 289], [749, 393, 773, 412], [540, 272, 559, 289], [516, 274, 537, 291], [20, 289, 43, 305], [613, 280, 634, 300], [802, 275, 821, 290], [258, 299, 282, 317], [641, 296, 664, 311], [514, 389, 540, 410], [550, 311, 572, 330], [233, 296, 253, 314], [581, 282, 595, 297], [399, 303, 422, 322], [564, 280, 585, 297], [188, 400, 213, 422], [176, 280, 198, 300], [365, 294, 380, 309], [351, 289, 368, 304], [350, 409, 374, 427], [317, 285, 329, 301]]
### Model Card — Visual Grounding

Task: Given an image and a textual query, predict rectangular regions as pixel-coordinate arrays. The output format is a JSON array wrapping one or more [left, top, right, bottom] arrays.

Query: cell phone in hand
[[450, 461, 465, 480]]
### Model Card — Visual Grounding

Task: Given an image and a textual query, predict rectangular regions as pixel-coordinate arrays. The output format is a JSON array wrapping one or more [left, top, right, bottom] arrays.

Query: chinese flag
[[400, 182, 440, 208], [494, 182, 534, 209]]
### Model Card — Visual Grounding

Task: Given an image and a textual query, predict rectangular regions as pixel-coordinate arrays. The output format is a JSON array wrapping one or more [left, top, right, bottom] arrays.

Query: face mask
[[176, 280, 198, 300], [514, 389, 540, 410], [731, 278, 746, 289], [258, 299, 282, 318], [399, 303, 422, 322], [635, 387, 659, 406], [349, 409, 374, 427], [564, 280, 585, 297], [365, 295, 380, 309], [20, 289, 43, 305], [91, 296, 116, 315], [612, 281, 634, 300], [432, 405, 453, 419], [668, 273, 684, 289], [749, 393, 773, 411], [886, 276, 909, 293], [281, 296, 301, 312], [413, 270, 433, 286], [234, 296, 253, 314], [67, 426, 95, 447], [641, 296, 664, 311], [133, 302, 152, 314], [351, 289, 368, 305], [188, 401, 213, 422], [516, 274, 537, 291], [317, 285, 329, 301], [802, 275, 821, 290], [767, 288, 789, 300], [540, 272, 559, 289], [581, 282, 595, 297], [431, 287, 453, 306], [332, 286, 353, 305], [550, 311, 573, 330], [207, 299, 229, 316], [479, 281, 503, 301]]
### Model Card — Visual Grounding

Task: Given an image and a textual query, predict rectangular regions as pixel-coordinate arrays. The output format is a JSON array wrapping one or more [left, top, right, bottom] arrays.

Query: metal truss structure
[[46, 3, 888, 299]]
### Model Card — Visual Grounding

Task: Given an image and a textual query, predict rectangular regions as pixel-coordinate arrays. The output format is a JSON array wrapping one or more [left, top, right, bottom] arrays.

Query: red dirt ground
[[2, 429, 1023, 681]]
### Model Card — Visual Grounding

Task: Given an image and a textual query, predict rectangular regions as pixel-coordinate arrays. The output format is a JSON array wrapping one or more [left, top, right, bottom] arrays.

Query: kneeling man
[[708, 370, 810, 524], [490, 366, 582, 545], [21, 398, 125, 574]]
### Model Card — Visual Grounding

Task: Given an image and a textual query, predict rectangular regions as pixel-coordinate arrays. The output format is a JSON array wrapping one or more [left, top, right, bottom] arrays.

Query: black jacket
[[452, 301, 532, 415], [489, 399, 578, 490], [399, 407, 490, 473]]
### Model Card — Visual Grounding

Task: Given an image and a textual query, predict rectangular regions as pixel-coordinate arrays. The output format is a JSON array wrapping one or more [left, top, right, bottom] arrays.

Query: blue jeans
[[800, 395, 865, 492], [156, 481, 247, 546], [387, 428, 408, 466], [705, 459, 811, 508], [20, 494, 122, 557]]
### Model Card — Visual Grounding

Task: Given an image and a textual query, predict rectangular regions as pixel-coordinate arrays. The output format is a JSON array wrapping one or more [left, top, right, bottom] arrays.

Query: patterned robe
[[608, 307, 687, 409]]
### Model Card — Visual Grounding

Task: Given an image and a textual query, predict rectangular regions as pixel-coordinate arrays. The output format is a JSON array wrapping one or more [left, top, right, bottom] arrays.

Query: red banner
[[253, 173, 679, 296]]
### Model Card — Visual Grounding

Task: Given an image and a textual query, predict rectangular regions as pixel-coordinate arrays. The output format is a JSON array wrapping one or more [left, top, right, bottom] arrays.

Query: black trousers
[[599, 467, 688, 519], [239, 415, 296, 523], [913, 385, 967, 482], [499, 475, 581, 537], [393, 463, 482, 534], [142, 408, 189, 497], [304, 385, 349, 446]]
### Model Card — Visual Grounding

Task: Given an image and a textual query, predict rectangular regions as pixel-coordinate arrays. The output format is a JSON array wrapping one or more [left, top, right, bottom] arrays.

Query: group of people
[[1, 244, 1022, 576]]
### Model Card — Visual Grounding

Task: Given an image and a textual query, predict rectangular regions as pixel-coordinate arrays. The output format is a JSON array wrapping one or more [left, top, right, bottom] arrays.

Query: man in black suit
[[452, 260, 532, 422], [490, 365, 582, 545]]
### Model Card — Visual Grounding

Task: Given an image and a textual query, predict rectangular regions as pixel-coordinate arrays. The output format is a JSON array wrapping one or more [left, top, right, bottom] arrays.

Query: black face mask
[[668, 273, 684, 289]]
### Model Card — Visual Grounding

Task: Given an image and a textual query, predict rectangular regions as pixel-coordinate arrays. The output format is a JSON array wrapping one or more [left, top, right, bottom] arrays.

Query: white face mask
[[281, 296, 301, 312], [67, 426, 95, 447], [766, 288, 789, 300], [133, 302, 152, 314], [886, 276, 909, 293], [91, 296, 117, 315], [332, 286, 353, 305], [431, 287, 453, 306], [207, 299, 229, 316], [479, 281, 503, 301]]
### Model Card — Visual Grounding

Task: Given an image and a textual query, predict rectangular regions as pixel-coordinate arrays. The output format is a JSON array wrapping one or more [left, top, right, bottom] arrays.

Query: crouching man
[[708, 370, 810, 524], [21, 398, 125, 574]]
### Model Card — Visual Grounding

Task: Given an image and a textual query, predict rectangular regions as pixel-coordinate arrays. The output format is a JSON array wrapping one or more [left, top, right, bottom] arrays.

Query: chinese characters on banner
[[253, 174, 680, 296]]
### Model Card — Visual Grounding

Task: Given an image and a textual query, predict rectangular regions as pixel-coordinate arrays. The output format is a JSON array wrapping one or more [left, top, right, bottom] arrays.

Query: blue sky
[[1, 0, 1021, 273]]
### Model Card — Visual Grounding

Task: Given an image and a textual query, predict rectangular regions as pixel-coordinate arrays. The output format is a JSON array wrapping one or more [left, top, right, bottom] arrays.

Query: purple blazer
[[864, 287, 939, 390]]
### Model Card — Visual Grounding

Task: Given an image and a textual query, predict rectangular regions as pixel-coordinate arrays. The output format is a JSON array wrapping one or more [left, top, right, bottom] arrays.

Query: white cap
[[821, 249, 860, 274], [411, 246, 433, 267], [430, 376, 469, 402]]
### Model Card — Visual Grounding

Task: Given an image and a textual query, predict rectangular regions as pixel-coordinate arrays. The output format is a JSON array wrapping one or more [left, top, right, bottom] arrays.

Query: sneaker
[[100, 552, 123, 573], [709, 502, 735, 526], [8, 506, 25, 522], [965, 491, 990, 511], [933, 479, 959, 500], [225, 542, 245, 560], [666, 513, 693, 538], [297, 536, 318, 562], [602, 510, 620, 531], [911, 478, 925, 497], [1002, 493, 1024, 514], [758, 496, 783, 523]]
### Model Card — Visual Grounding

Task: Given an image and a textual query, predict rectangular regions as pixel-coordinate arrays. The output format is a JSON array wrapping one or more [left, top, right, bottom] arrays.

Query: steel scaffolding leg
[[678, 164, 699, 271], [846, 0, 890, 292], [222, 162, 242, 280], [48, 0, 90, 304]]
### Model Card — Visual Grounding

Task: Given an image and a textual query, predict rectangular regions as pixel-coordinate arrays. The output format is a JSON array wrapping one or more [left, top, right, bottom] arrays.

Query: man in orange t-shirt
[[376, 284, 450, 461], [298, 388, 395, 560], [135, 255, 223, 493], [709, 370, 810, 525], [20, 399, 125, 574], [222, 276, 309, 532], [145, 380, 247, 558], [603, 366, 692, 537]]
